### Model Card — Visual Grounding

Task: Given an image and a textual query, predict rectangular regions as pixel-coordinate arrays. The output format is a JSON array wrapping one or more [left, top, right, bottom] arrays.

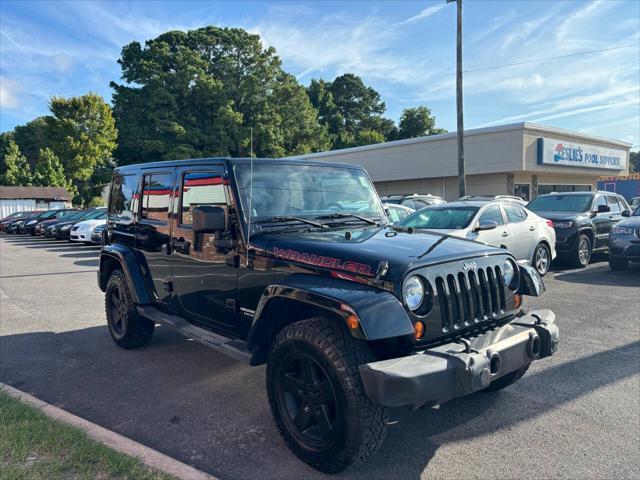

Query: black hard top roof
[[114, 157, 363, 174]]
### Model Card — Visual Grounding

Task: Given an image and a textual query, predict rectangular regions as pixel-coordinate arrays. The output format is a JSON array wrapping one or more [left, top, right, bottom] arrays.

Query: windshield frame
[[231, 162, 387, 236]]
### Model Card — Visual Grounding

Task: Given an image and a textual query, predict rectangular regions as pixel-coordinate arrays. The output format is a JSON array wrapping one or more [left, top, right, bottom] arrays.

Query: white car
[[383, 203, 414, 224], [70, 218, 106, 244], [399, 200, 557, 275]]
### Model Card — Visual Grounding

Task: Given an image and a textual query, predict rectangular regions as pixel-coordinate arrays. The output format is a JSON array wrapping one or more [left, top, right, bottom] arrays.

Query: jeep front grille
[[434, 265, 506, 332]]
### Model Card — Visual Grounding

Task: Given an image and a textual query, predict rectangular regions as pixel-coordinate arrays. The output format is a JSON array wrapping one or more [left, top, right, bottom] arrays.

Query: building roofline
[[289, 122, 632, 161]]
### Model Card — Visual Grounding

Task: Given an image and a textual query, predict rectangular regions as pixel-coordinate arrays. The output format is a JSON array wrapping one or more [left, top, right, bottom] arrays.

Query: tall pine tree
[[1, 140, 33, 186]]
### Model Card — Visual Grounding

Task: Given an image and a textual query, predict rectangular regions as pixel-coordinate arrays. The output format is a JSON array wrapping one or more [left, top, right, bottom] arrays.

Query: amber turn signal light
[[414, 321, 425, 339], [346, 314, 359, 330], [514, 294, 522, 309]]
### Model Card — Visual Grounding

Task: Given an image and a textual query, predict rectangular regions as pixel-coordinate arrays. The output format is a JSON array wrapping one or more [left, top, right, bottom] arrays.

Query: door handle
[[529, 226, 536, 231], [501, 231, 509, 237]]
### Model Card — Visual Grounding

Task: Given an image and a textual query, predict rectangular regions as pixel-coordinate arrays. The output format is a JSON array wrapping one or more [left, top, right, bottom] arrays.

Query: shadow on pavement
[[553, 263, 640, 287], [59, 251, 100, 259], [1, 321, 637, 480]]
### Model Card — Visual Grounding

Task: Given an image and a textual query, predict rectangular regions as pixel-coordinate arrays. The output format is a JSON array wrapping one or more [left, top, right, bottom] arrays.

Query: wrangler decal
[[271, 247, 373, 276]]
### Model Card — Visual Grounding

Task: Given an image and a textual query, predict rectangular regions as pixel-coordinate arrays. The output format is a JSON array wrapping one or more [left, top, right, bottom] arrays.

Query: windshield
[[39, 210, 59, 219], [234, 163, 385, 225], [81, 209, 106, 220], [400, 206, 479, 230], [633, 206, 640, 216], [528, 194, 592, 212]]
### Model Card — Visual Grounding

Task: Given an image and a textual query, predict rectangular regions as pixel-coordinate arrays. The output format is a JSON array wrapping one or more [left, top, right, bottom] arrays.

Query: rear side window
[[109, 174, 139, 222], [606, 195, 621, 214], [180, 171, 227, 225], [479, 204, 505, 225], [140, 173, 173, 222], [504, 204, 527, 223]]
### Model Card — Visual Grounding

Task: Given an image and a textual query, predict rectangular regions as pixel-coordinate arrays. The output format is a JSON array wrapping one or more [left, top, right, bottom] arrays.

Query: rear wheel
[[532, 243, 551, 276], [105, 270, 154, 349], [483, 364, 530, 392], [570, 233, 591, 268], [266, 318, 387, 473], [609, 256, 628, 271]]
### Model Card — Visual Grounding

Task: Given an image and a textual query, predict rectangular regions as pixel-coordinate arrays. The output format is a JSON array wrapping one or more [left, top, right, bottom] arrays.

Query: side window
[[594, 195, 607, 210], [386, 207, 400, 223], [479, 204, 505, 225], [504, 204, 527, 223], [606, 195, 621, 214], [140, 173, 173, 223], [180, 171, 226, 225], [109, 174, 139, 223]]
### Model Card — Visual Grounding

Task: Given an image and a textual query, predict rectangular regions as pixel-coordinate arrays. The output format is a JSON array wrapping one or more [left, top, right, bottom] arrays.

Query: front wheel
[[532, 243, 551, 276], [266, 318, 387, 473], [609, 256, 628, 271], [570, 233, 591, 268], [105, 269, 154, 349]]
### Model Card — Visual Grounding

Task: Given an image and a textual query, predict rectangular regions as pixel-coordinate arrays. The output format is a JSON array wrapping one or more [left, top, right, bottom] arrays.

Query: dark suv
[[98, 158, 558, 472], [527, 191, 631, 267]]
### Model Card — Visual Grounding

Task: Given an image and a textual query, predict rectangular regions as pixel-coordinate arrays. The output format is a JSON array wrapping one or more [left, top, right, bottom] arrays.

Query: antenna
[[246, 127, 253, 266]]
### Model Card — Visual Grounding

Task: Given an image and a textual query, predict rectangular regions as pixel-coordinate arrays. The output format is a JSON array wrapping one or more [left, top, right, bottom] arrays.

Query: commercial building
[[292, 122, 632, 201], [0, 186, 71, 218]]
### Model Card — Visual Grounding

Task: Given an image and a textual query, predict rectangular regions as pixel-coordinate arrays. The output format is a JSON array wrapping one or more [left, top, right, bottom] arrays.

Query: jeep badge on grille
[[462, 261, 478, 271]]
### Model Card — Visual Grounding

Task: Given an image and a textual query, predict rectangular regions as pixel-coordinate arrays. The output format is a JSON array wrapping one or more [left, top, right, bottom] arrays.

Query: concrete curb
[[1, 382, 217, 480]]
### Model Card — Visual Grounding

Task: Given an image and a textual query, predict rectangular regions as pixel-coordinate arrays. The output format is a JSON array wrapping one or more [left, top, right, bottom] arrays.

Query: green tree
[[13, 117, 51, 168], [0, 131, 15, 179], [112, 26, 327, 163], [397, 106, 447, 140], [307, 74, 395, 149], [46, 93, 118, 181], [33, 148, 68, 187], [1, 140, 33, 186]]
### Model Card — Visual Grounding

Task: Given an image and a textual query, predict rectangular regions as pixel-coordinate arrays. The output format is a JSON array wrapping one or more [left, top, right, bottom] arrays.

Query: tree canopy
[[33, 148, 69, 189], [1, 140, 33, 186], [112, 26, 329, 163], [397, 106, 447, 140]]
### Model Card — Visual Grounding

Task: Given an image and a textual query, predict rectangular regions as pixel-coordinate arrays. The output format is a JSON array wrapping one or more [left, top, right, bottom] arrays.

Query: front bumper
[[70, 228, 92, 242], [359, 309, 558, 408], [609, 236, 640, 261]]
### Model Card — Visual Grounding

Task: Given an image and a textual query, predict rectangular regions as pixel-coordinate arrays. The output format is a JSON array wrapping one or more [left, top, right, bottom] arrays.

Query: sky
[[1, 0, 639, 149]]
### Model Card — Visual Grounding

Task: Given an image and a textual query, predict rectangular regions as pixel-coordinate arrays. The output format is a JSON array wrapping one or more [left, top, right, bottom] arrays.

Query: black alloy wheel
[[275, 352, 339, 449]]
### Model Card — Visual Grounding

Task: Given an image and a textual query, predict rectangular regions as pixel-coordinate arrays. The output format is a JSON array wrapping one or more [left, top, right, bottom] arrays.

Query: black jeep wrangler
[[98, 158, 559, 473]]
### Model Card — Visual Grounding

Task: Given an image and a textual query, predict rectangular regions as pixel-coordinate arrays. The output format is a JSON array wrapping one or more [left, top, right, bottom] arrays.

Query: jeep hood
[[252, 226, 505, 281], [531, 211, 587, 222]]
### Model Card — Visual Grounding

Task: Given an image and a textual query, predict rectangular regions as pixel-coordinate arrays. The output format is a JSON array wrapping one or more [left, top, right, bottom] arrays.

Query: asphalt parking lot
[[1, 234, 639, 480]]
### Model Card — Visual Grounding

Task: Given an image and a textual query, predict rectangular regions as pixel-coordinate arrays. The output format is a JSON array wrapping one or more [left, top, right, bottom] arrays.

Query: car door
[[605, 194, 625, 236], [170, 165, 241, 334], [472, 204, 509, 249], [592, 195, 610, 248], [502, 204, 532, 260], [135, 169, 176, 305]]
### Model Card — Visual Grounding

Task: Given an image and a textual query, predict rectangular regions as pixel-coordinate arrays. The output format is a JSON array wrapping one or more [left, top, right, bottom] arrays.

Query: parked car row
[[384, 190, 636, 273], [0, 207, 106, 244]]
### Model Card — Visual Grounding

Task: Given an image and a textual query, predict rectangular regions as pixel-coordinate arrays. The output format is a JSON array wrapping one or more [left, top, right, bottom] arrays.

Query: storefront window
[[514, 184, 530, 201]]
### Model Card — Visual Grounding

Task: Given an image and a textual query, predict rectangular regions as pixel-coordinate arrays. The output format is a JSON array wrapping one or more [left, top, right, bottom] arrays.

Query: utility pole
[[448, 0, 466, 197]]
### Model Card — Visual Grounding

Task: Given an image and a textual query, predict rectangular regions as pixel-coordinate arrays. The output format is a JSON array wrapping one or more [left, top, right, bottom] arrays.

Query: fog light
[[346, 314, 359, 330], [414, 321, 425, 339]]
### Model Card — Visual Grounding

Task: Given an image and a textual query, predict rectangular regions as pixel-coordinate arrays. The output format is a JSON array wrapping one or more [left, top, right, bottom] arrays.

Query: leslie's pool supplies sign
[[538, 137, 627, 171]]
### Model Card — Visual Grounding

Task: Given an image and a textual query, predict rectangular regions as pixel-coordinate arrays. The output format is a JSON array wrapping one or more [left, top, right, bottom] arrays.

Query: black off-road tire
[[608, 256, 628, 271], [266, 317, 388, 473], [570, 233, 592, 268], [483, 364, 530, 392], [105, 269, 154, 349]]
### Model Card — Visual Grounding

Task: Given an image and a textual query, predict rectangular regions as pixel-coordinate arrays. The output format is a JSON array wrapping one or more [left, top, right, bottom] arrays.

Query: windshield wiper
[[317, 212, 378, 225], [255, 216, 328, 228]]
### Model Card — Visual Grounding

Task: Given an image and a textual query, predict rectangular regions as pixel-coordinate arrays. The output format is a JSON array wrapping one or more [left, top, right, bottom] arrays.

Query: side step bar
[[137, 305, 251, 363]]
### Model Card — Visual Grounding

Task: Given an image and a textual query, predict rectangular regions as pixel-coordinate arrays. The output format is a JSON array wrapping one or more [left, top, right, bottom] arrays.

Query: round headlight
[[502, 259, 517, 290], [403, 276, 424, 311]]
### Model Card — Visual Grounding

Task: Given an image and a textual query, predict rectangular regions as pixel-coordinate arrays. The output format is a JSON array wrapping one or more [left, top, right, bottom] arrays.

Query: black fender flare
[[246, 274, 414, 352], [98, 244, 152, 304]]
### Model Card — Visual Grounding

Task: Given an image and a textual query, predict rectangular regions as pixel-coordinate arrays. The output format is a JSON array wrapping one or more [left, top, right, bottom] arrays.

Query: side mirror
[[597, 204, 610, 213], [192, 206, 228, 234], [622, 210, 631, 217], [474, 220, 498, 232]]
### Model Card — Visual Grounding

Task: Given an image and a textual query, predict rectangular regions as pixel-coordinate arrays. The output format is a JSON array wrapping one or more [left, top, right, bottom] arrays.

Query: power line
[[465, 44, 637, 73]]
